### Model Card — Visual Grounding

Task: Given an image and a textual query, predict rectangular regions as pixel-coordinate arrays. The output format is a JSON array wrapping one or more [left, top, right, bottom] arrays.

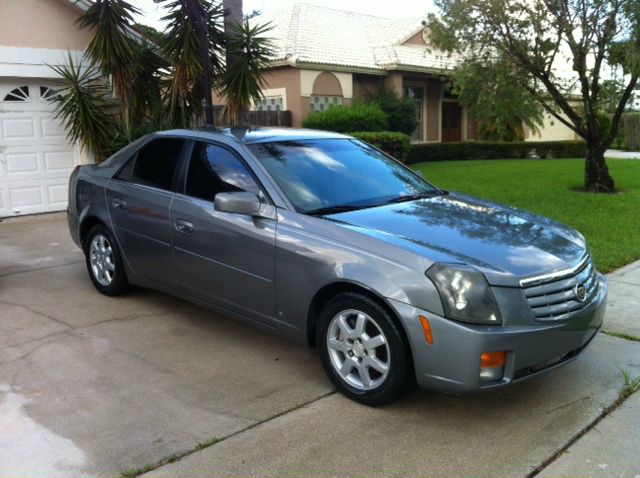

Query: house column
[[425, 80, 443, 142]]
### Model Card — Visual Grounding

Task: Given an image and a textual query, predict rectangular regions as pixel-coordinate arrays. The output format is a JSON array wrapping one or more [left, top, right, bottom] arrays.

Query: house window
[[311, 95, 343, 112], [3, 86, 30, 102], [255, 96, 284, 111]]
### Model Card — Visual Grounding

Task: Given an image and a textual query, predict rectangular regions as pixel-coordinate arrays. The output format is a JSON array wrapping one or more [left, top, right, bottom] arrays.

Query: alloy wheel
[[89, 234, 115, 286], [326, 309, 391, 390]]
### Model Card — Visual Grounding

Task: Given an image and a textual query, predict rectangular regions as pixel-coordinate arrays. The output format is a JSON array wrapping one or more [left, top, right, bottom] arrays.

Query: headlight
[[427, 263, 502, 325]]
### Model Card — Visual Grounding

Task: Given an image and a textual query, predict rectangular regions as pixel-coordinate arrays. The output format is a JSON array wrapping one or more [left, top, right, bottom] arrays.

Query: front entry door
[[442, 102, 462, 142], [171, 141, 276, 323]]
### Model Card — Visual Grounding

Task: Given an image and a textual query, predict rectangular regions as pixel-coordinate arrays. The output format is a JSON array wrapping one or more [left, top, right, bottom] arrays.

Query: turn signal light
[[418, 315, 433, 345], [480, 351, 506, 368]]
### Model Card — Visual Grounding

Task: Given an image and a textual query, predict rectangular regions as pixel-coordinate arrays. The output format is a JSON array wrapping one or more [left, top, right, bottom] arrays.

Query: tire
[[84, 224, 130, 296], [317, 292, 412, 406]]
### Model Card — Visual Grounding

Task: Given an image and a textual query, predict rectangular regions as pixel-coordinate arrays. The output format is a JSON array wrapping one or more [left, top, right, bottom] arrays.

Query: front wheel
[[317, 292, 412, 406]]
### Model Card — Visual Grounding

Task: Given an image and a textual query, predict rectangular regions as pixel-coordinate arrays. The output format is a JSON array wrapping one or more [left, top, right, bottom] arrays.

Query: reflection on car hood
[[326, 193, 587, 284]]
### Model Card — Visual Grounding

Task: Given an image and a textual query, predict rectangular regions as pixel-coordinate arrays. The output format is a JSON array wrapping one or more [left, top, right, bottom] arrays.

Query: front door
[[107, 137, 185, 285], [442, 102, 462, 142], [171, 141, 276, 323]]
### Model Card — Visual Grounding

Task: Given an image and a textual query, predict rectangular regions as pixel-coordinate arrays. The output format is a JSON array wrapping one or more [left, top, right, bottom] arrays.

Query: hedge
[[350, 131, 411, 160], [405, 140, 588, 164], [302, 103, 388, 133]]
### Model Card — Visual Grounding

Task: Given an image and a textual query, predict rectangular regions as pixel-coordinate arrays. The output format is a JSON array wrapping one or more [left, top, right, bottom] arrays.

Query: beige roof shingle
[[259, 3, 460, 73]]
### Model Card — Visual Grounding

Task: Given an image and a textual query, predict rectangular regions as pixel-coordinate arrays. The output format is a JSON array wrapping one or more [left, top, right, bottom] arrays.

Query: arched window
[[3, 86, 30, 102], [311, 72, 343, 112]]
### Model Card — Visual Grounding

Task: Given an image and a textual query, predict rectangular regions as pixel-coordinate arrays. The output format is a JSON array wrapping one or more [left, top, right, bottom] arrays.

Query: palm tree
[[160, 0, 225, 127], [220, 20, 274, 124]]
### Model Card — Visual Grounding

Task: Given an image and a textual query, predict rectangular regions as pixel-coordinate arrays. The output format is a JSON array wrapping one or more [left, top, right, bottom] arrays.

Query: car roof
[[156, 127, 351, 145]]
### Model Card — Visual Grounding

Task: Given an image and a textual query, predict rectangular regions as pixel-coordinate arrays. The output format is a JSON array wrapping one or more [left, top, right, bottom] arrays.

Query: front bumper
[[388, 274, 608, 393]]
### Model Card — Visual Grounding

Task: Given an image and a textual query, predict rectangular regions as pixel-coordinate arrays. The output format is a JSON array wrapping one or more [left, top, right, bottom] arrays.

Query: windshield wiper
[[306, 204, 371, 216], [381, 192, 438, 205]]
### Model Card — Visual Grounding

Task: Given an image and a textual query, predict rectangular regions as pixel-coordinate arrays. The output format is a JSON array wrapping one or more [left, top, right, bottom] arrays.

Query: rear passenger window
[[185, 142, 259, 201], [131, 138, 184, 190]]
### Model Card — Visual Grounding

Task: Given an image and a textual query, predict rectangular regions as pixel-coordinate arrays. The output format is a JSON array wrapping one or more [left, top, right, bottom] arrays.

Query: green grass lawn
[[412, 158, 640, 273]]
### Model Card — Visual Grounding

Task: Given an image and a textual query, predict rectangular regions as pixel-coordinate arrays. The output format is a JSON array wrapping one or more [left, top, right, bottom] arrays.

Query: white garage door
[[0, 80, 81, 217]]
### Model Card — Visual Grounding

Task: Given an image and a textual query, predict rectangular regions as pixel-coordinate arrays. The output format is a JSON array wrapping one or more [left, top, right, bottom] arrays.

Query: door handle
[[175, 219, 194, 233], [112, 198, 127, 209]]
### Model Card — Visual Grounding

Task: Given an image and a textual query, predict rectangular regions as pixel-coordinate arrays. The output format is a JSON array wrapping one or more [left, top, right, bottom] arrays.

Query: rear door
[[170, 140, 276, 322], [107, 137, 186, 286]]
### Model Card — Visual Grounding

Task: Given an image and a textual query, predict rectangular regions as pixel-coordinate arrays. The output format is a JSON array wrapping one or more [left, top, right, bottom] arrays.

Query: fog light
[[480, 351, 506, 382]]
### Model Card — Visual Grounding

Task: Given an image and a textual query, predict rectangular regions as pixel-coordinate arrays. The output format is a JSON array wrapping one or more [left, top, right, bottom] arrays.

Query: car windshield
[[248, 139, 439, 214]]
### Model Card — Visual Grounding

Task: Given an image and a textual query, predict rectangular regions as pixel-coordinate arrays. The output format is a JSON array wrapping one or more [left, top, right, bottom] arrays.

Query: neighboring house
[[254, 3, 577, 143], [0, 0, 93, 217]]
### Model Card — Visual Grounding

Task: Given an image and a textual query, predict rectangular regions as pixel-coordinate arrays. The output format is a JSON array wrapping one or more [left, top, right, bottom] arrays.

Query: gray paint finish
[[67, 127, 608, 393]]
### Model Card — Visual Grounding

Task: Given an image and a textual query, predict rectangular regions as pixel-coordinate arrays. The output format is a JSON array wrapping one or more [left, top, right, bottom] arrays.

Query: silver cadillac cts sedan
[[67, 128, 608, 405]]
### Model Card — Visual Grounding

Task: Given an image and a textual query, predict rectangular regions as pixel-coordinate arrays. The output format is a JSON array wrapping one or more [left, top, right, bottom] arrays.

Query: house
[[0, 0, 95, 217], [254, 3, 577, 143]]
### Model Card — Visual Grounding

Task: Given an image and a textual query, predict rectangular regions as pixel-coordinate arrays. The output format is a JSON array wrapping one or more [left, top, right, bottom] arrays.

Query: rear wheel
[[317, 292, 412, 405], [84, 224, 129, 296]]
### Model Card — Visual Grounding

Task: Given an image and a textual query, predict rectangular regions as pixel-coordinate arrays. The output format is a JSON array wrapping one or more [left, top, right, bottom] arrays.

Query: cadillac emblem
[[574, 283, 587, 302]]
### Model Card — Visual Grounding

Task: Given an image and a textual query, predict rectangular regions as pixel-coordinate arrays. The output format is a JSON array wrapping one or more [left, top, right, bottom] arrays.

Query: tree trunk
[[223, 0, 245, 125], [584, 145, 615, 193]]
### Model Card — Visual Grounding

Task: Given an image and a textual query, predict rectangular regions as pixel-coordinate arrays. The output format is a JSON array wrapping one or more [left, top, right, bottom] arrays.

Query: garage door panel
[[9, 185, 44, 209], [41, 116, 68, 140], [48, 184, 68, 206], [44, 150, 75, 172], [2, 117, 37, 140], [6, 152, 41, 175]]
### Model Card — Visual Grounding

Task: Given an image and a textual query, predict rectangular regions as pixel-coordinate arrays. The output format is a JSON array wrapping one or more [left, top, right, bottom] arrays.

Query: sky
[[131, 0, 436, 28]]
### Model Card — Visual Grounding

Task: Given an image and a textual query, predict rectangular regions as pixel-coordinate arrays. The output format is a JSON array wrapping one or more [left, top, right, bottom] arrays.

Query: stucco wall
[[526, 111, 577, 142], [0, 0, 93, 51], [261, 67, 303, 126]]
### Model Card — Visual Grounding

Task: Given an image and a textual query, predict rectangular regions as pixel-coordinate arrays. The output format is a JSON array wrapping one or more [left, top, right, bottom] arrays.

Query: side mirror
[[214, 191, 261, 215], [414, 170, 424, 178]]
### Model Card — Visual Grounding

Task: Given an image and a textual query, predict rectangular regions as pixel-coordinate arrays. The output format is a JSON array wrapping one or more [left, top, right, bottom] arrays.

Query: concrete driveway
[[1, 213, 639, 477]]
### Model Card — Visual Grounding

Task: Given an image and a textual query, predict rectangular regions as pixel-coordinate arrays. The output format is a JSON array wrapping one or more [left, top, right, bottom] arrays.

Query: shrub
[[303, 104, 388, 133], [350, 131, 412, 160], [373, 90, 417, 135], [405, 141, 587, 164]]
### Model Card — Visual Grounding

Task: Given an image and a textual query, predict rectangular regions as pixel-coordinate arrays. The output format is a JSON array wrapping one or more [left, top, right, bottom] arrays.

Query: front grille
[[521, 255, 598, 321]]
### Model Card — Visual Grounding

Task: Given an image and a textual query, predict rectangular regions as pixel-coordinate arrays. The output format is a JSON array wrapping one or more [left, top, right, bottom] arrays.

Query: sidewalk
[[605, 149, 640, 159], [537, 260, 640, 477]]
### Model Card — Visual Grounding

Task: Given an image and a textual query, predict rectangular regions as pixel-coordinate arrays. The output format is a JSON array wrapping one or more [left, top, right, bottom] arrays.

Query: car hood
[[325, 193, 587, 286]]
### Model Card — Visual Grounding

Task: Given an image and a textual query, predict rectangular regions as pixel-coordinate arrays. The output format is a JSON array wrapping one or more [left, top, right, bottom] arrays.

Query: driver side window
[[185, 142, 259, 202]]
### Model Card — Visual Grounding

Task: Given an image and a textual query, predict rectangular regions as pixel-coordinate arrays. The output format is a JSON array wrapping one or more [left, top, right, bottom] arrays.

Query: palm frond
[[76, 0, 141, 108], [49, 52, 121, 161]]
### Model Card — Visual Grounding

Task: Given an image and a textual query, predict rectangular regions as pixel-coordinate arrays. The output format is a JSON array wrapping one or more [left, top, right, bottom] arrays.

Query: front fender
[[274, 215, 444, 341]]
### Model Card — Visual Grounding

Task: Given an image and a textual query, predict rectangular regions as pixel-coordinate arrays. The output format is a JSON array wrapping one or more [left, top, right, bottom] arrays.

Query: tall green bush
[[350, 131, 411, 160], [303, 104, 388, 133], [373, 90, 417, 135]]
